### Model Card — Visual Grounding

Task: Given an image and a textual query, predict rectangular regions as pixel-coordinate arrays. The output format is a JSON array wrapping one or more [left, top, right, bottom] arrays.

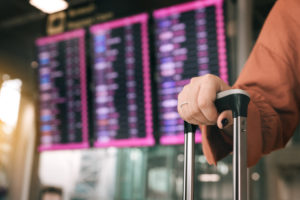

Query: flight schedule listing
[[154, 0, 228, 145], [36, 29, 89, 151], [90, 13, 154, 147]]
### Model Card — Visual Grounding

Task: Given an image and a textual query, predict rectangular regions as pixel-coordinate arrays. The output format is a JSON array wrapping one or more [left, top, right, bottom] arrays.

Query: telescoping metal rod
[[183, 122, 197, 200], [215, 89, 250, 200], [182, 89, 250, 200], [234, 116, 247, 200]]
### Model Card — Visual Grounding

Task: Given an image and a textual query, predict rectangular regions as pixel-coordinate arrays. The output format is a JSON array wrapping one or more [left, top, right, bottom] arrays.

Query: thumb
[[217, 110, 233, 129]]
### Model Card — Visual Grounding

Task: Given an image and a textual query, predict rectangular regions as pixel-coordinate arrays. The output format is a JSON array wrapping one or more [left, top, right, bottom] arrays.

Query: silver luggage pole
[[215, 89, 250, 200], [183, 89, 250, 200], [183, 121, 197, 200]]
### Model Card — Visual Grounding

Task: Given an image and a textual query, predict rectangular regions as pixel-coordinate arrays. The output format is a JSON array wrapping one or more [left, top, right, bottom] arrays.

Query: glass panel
[[39, 145, 269, 200]]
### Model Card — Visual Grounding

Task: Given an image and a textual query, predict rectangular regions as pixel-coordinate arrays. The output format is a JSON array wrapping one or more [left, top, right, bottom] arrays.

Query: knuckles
[[190, 74, 217, 85], [178, 74, 220, 124], [197, 99, 209, 110], [201, 74, 217, 83]]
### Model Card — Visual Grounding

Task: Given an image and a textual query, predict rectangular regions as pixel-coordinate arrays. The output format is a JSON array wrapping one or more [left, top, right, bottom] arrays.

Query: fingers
[[178, 83, 210, 125], [178, 75, 219, 125], [197, 81, 218, 122], [217, 110, 233, 129], [177, 74, 232, 127]]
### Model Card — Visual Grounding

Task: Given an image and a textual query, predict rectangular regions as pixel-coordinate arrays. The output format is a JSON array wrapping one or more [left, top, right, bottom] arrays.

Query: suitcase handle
[[215, 89, 250, 117], [183, 89, 250, 200], [183, 89, 250, 132], [214, 89, 250, 200]]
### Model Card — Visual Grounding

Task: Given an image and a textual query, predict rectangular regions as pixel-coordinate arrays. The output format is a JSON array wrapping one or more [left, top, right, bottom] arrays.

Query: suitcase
[[183, 89, 250, 200]]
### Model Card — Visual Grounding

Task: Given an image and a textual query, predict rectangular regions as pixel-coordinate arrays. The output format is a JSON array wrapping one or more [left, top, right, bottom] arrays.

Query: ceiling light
[[29, 0, 68, 14]]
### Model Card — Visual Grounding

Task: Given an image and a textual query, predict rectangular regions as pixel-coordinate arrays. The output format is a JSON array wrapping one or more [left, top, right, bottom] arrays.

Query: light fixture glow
[[29, 0, 68, 14], [251, 172, 260, 181], [198, 174, 221, 182], [0, 79, 22, 134]]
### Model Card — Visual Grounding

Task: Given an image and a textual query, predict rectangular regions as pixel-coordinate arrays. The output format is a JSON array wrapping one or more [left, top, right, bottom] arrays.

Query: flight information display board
[[153, 0, 228, 145], [36, 29, 89, 151], [90, 13, 154, 147]]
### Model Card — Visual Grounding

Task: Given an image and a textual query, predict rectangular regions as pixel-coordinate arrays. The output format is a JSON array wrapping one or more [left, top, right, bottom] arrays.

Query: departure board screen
[[36, 29, 89, 151], [154, 0, 228, 145], [90, 14, 154, 147]]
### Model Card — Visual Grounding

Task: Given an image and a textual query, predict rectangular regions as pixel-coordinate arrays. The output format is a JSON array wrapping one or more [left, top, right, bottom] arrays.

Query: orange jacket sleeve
[[202, 0, 300, 167]]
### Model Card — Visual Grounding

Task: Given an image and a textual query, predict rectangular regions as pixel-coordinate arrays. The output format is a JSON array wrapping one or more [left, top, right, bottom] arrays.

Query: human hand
[[177, 74, 232, 129]]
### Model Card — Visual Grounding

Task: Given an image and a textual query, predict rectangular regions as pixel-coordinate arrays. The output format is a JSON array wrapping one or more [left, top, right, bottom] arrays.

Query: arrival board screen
[[90, 13, 154, 147], [154, 0, 228, 145], [36, 29, 89, 151]]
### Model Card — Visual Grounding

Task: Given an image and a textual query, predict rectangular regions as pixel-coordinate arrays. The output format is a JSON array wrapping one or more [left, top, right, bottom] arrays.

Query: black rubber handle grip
[[184, 121, 198, 134], [215, 89, 250, 118], [183, 89, 250, 133]]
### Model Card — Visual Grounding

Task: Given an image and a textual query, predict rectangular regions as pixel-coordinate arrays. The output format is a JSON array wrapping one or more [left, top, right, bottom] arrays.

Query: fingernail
[[221, 118, 229, 128]]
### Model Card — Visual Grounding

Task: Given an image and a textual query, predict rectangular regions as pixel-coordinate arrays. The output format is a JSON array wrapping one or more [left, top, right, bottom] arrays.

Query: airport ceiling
[[0, 0, 277, 34], [0, 0, 96, 29], [0, 0, 39, 22]]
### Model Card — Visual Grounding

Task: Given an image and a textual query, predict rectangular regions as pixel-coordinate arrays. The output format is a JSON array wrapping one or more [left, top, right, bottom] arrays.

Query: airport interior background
[[0, 0, 300, 199]]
